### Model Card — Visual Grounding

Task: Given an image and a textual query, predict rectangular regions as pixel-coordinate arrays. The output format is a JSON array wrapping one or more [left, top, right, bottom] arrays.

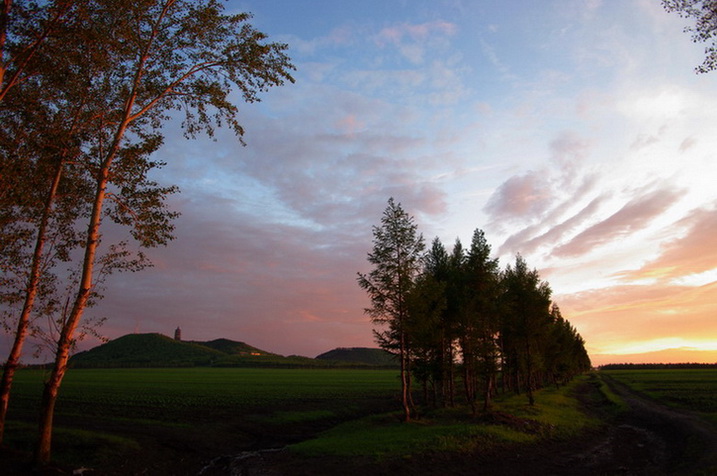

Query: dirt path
[[591, 373, 717, 475]]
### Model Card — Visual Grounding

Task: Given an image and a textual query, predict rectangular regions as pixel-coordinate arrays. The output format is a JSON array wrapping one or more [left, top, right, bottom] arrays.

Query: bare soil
[[2, 374, 716, 475]]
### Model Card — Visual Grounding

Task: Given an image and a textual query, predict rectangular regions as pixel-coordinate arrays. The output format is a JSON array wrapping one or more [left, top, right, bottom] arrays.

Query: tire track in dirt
[[588, 373, 717, 475]]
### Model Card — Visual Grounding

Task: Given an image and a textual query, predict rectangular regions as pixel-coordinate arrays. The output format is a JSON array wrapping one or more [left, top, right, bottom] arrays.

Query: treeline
[[359, 199, 591, 420], [600, 363, 717, 370]]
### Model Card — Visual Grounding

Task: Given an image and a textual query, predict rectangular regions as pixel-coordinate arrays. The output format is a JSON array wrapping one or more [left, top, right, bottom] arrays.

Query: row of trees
[[358, 199, 591, 421], [0, 0, 294, 466]]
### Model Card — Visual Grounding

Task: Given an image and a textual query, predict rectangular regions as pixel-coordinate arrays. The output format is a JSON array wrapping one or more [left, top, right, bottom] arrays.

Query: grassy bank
[[291, 374, 602, 459]]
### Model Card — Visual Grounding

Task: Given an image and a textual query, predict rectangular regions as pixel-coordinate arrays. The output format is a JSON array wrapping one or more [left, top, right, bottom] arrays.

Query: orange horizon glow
[[589, 348, 717, 367]]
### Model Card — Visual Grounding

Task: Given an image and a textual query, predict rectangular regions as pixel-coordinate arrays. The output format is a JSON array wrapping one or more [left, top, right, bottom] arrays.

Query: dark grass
[[2, 368, 401, 470], [601, 369, 717, 423], [290, 375, 602, 458]]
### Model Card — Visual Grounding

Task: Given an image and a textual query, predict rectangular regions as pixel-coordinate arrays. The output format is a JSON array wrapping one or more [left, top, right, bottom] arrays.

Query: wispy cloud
[[375, 20, 457, 46], [553, 187, 684, 258], [484, 172, 554, 221], [615, 203, 717, 283], [501, 195, 606, 256], [11, 0, 716, 367]]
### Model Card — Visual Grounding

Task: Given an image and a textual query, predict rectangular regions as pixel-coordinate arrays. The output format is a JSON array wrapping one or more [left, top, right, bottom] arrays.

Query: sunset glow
[[5, 0, 715, 367]]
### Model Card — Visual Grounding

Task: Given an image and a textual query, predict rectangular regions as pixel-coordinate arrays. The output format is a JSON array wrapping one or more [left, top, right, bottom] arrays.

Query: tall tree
[[0, 0, 99, 444], [0, 0, 295, 465], [405, 272, 446, 406], [460, 229, 500, 413], [0, 0, 82, 103], [358, 197, 425, 422], [442, 238, 466, 406], [421, 237, 455, 407], [501, 255, 552, 406], [663, 0, 717, 73]]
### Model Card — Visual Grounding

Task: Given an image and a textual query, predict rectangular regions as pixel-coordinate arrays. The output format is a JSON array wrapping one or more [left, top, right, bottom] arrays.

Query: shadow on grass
[[290, 375, 602, 460]]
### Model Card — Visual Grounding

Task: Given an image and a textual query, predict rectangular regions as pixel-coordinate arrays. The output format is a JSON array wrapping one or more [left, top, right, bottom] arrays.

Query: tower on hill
[[174, 327, 181, 341]]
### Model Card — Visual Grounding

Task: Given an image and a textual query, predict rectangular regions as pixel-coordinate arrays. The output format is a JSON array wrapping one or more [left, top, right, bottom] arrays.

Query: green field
[[8, 367, 401, 422], [4, 368, 402, 471], [2, 367, 601, 473], [9, 367, 716, 474], [601, 369, 717, 424], [291, 375, 600, 458]]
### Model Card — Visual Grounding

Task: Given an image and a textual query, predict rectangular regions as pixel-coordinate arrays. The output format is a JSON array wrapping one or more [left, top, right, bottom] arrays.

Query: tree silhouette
[[358, 198, 425, 421], [663, 0, 717, 73]]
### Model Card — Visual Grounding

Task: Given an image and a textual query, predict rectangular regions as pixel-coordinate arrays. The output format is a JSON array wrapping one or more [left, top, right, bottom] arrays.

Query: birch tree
[[0, 0, 98, 444], [0, 0, 294, 465], [663, 0, 717, 73]]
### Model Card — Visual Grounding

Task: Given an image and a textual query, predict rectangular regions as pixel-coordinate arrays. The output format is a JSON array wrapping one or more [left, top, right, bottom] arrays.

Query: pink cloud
[[679, 136, 697, 152], [549, 131, 591, 167], [500, 195, 606, 255], [334, 114, 365, 136], [553, 187, 683, 257], [484, 172, 553, 220], [375, 21, 457, 46], [617, 204, 717, 282]]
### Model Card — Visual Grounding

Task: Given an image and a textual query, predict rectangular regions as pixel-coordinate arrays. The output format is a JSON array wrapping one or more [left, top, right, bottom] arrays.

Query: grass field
[[4, 368, 402, 470], [291, 376, 600, 458], [601, 369, 717, 424], [7, 367, 401, 422], [4, 368, 716, 473], [3, 367, 605, 473]]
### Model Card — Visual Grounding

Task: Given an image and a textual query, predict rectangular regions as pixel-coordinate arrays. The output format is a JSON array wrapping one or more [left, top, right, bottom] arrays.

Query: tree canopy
[[358, 197, 425, 421], [0, 0, 294, 465], [663, 0, 717, 73], [359, 203, 591, 415]]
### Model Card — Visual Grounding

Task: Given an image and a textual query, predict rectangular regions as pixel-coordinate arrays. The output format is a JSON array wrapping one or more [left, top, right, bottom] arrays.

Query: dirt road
[[463, 374, 717, 475], [586, 373, 717, 475]]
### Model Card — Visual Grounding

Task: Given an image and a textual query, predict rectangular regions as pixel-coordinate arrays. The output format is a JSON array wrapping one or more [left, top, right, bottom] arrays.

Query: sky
[[5, 0, 717, 367]]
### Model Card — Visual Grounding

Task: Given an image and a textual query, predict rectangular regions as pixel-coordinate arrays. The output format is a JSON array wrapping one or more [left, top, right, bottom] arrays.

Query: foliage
[[663, 0, 717, 73], [315, 347, 399, 367], [1, 0, 295, 463], [358, 197, 425, 421], [359, 215, 591, 413]]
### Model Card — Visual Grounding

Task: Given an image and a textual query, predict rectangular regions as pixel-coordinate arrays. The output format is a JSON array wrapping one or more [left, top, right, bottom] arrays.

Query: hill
[[192, 338, 271, 356], [69, 334, 393, 369], [315, 347, 398, 367], [69, 333, 226, 368]]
